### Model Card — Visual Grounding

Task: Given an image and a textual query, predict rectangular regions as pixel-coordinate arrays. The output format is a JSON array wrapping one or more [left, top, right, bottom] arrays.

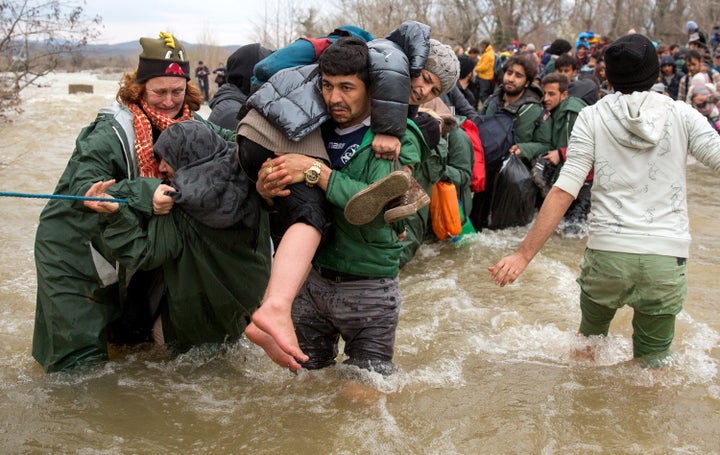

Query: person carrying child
[[239, 27, 460, 371]]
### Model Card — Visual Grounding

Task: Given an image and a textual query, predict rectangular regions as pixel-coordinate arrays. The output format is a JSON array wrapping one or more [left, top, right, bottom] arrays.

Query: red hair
[[116, 72, 204, 111]]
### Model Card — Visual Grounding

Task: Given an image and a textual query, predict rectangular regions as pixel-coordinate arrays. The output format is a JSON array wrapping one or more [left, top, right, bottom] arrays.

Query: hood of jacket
[[659, 55, 676, 74], [556, 95, 588, 117], [154, 121, 257, 229], [568, 79, 599, 105], [494, 82, 544, 115], [482, 44, 495, 58], [208, 83, 248, 110], [226, 43, 273, 94], [595, 91, 675, 151]]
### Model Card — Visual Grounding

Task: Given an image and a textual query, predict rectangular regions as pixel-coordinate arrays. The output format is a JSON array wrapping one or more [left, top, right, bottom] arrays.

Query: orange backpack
[[430, 181, 462, 240]]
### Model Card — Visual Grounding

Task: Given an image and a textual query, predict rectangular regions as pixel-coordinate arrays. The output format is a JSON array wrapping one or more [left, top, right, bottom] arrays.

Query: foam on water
[[1, 72, 719, 453], [404, 231, 720, 391]]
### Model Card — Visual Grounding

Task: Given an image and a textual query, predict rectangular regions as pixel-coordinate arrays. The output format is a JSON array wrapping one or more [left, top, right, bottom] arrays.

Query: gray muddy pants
[[292, 268, 401, 375]]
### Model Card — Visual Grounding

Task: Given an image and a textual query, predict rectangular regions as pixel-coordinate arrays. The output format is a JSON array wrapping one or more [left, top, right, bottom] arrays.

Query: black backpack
[[472, 110, 515, 178]]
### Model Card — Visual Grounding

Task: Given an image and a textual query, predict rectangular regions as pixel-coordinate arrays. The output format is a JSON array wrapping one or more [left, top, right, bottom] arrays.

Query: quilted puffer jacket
[[246, 64, 328, 142], [246, 21, 430, 141]]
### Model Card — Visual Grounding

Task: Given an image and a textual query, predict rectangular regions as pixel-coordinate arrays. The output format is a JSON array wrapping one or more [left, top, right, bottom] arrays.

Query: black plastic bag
[[487, 154, 538, 229]]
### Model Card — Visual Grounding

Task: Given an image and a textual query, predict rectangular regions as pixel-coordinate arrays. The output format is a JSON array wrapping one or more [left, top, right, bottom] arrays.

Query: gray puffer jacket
[[245, 21, 430, 141], [245, 64, 328, 142]]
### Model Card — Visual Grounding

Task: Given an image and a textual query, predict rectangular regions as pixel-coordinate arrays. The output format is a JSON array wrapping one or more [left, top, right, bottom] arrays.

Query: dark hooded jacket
[[659, 55, 684, 100], [98, 121, 271, 352], [208, 43, 272, 130]]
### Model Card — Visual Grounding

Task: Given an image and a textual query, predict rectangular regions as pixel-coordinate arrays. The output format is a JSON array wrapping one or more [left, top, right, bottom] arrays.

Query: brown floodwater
[[0, 73, 718, 454]]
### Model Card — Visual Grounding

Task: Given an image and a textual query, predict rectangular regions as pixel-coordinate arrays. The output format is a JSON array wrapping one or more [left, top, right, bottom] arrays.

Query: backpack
[[472, 110, 515, 179], [493, 53, 504, 85], [459, 119, 486, 192]]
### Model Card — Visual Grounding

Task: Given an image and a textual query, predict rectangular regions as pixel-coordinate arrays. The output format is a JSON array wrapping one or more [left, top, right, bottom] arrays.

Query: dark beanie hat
[[457, 54, 476, 79], [604, 34, 659, 94], [226, 43, 273, 94], [547, 39, 572, 56], [136, 32, 191, 82]]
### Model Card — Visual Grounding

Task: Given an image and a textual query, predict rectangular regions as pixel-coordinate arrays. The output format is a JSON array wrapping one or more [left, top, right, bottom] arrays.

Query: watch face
[[305, 166, 320, 184]]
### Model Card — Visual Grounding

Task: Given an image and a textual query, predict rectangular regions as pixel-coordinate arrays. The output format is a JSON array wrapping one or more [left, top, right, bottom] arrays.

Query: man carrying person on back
[[247, 37, 453, 374]]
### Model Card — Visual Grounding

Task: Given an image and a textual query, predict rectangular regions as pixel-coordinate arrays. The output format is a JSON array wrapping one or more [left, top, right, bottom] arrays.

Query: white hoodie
[[555, 91, 720, 257]]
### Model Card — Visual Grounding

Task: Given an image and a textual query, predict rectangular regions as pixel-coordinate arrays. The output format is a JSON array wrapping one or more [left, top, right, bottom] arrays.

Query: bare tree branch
[[0, 0, 101, 118]]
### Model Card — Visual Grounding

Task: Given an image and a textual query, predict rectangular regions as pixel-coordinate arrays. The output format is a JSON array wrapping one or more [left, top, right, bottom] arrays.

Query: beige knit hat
[[237, 109, 329, 161], [424, 39, 461, 96]]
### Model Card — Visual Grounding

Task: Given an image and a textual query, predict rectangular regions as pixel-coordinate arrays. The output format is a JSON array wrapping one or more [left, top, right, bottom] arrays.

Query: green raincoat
[[32, 103, 239, 373]]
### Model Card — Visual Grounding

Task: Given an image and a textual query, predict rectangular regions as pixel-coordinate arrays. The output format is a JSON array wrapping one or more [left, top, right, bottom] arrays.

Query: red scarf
[[127, 99, 193, 177]]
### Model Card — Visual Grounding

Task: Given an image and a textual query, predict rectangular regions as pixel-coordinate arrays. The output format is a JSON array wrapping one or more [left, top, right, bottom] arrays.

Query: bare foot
[[570, 331, 598, 362], [341, 381, 383, 404], [251, 303, 309, 363], [571, 345, 597, 361], [245, 322, 302, 372]]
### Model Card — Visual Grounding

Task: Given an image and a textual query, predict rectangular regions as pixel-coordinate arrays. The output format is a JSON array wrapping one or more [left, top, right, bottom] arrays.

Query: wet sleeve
[[100, 206, 182, 271]]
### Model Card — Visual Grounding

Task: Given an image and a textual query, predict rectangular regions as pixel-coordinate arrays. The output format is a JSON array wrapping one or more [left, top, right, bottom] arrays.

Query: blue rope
[[0, 191, 128, 204]]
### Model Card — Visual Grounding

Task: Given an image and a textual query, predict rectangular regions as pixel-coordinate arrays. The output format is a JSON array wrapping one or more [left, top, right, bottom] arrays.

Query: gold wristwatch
[[304, 159, 323, 187]]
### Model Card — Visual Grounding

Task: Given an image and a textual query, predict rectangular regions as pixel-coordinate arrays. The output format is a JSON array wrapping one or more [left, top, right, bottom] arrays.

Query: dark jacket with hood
[[659, 55, 684, 100], [481, 82, 549, 150], [97, 121, 271, 352], [208, 43, 272, 130]]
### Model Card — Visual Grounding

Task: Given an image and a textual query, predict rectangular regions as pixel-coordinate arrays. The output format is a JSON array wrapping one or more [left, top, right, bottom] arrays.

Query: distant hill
[[82, 41, 244, 57], [82, 41, 140, 56], [70, 41, 246, 72]]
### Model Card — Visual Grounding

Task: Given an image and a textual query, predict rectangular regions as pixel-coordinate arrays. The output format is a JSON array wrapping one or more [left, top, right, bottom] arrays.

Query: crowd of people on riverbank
[[31, 21, 720, 376]]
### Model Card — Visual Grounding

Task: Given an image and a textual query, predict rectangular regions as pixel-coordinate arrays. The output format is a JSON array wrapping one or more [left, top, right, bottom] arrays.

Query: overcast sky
[[83, 0, 269, 46]]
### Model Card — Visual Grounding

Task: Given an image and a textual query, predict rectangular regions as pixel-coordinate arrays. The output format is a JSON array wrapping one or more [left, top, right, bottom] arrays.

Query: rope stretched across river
[[0, 192, 128, 204]]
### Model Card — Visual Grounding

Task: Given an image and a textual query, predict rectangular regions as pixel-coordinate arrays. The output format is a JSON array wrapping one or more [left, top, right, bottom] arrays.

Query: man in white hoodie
[[488, 34, 720, 367]]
